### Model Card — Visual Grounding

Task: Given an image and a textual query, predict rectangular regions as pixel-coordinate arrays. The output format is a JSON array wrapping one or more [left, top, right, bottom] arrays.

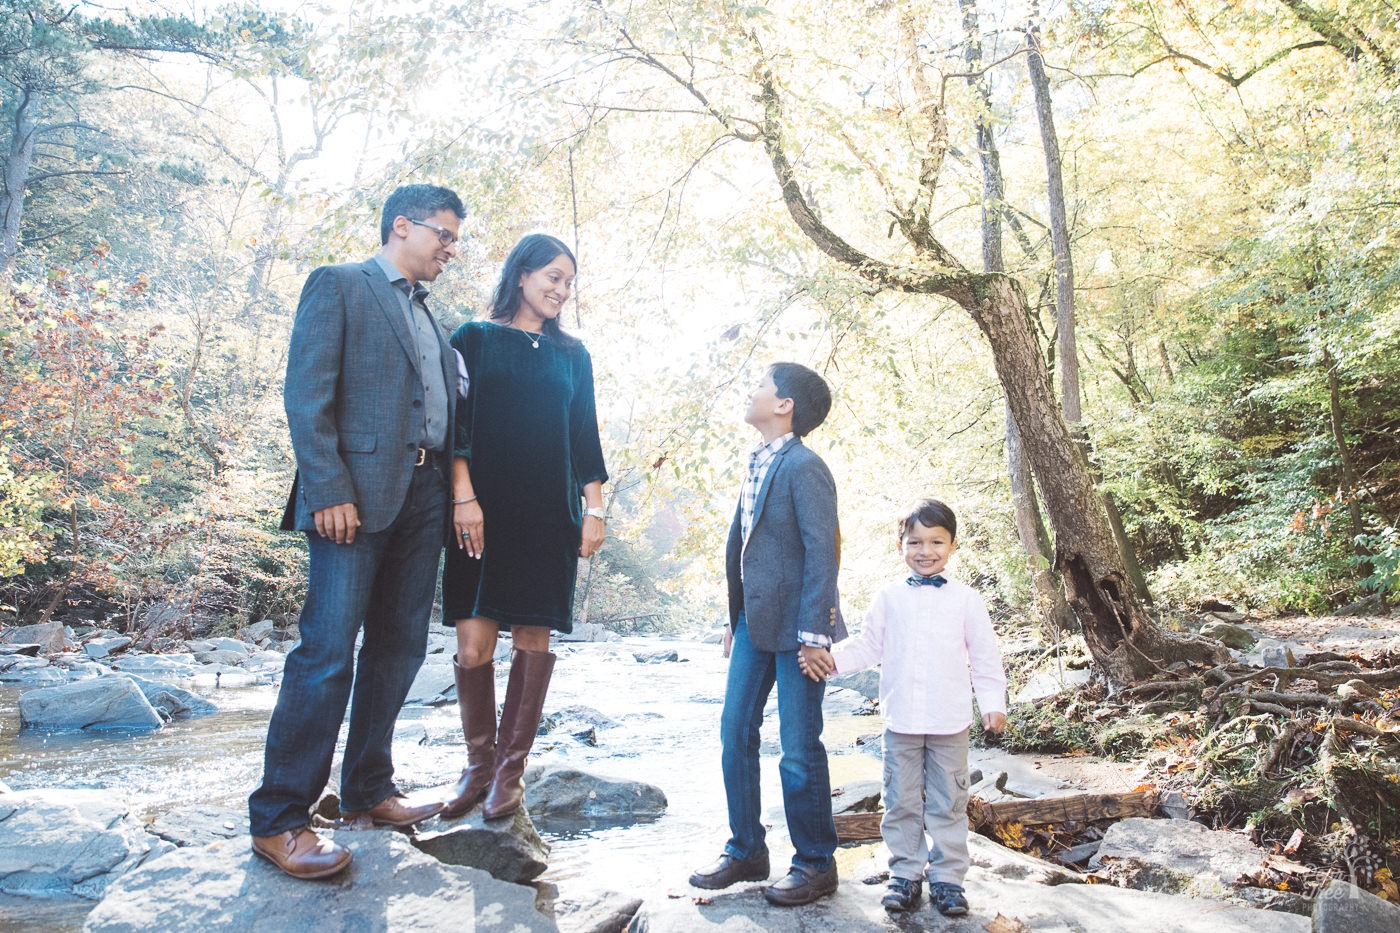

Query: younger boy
[[689, 362, 847, 907], [814, 498, 1006, 915]]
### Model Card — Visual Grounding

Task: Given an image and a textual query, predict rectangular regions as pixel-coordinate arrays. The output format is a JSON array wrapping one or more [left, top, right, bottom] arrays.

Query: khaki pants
[[880, 728, 970, 884]]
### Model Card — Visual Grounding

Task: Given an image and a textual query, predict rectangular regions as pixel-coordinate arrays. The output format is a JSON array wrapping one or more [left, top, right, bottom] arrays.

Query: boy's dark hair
[[380, 184, 467, 245], [487, 233, 580, 347], [769, 362, 832, 437], [899, 498, 957, 541]]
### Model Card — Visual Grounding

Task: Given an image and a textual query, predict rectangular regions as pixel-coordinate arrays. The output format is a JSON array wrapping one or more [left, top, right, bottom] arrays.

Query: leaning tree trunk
[[969, 276, 1223, 683]]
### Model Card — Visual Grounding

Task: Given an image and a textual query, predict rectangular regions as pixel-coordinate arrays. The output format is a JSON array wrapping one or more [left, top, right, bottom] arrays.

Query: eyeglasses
[[408, 218, 459, 247]]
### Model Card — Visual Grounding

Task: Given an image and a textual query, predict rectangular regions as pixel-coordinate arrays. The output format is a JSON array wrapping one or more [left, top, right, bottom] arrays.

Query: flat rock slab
[[0, 622, 69, 654], [148, 805, 247, 848], [1090, 816, 1283, 898], [81, 830, 556, 931], [0, 789, 172, 900], [632, 835, 1308, 932]]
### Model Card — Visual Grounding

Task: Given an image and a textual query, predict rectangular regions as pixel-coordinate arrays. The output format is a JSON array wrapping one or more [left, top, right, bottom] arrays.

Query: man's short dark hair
[[898, 498, 958, 541], [769, 362, 832, 437], [380, 184, 466, 245]]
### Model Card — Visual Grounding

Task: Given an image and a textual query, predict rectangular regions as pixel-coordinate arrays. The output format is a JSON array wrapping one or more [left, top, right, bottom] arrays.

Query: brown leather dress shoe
[[688, 851, 770, 889], [251, 826, 351, 880], [763, 864, 839, 907], [341, 792, 444, 829]]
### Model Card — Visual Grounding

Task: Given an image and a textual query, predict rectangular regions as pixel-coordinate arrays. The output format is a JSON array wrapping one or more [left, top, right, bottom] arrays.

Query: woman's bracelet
[[452, 496, 478, 505]]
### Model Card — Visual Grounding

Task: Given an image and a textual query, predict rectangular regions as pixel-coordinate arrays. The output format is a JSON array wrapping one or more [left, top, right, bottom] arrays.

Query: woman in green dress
[[440, 233, 608, 820]]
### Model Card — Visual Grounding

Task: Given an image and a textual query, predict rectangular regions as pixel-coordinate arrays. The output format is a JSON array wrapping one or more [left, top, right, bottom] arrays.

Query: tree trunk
[[1026, 18, 1152, 605], [1025, 18, 1079, 424], [967, 276, 1221, 683], [962, 0, 1074, 635], [1322, 346, 1368, 570], [2, 90, 41, 271], [1008, 406, 1077, 633]]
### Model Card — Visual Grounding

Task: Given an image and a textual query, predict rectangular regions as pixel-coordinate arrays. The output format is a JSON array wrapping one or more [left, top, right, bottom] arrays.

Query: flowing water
[[0, 635, 887, 929]]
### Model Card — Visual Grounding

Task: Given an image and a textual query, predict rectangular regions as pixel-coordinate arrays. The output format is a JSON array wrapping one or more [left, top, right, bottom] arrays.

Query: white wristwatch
[[584, 507, 606, 520]]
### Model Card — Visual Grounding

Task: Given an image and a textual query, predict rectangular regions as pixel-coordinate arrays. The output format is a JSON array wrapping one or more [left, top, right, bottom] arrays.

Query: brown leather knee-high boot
[[482, 649, 555, 820], [441, 658, 496, 819]]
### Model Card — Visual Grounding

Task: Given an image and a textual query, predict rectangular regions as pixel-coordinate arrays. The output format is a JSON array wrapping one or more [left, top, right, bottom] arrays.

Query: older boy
[[819, 498, 1007, 916], [689, 362, 847, 907]]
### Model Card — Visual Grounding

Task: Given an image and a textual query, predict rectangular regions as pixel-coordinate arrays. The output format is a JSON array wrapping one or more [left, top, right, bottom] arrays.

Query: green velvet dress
[[441, 321, 608, 632]]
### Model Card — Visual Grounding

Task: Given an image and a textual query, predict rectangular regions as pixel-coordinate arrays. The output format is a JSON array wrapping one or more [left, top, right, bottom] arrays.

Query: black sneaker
[[929, 881, 969, 916], [881, 877, 922, 912]]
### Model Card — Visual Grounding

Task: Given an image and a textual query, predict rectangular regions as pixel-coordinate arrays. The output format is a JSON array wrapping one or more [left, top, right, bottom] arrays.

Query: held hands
[[313, 503, 360, 544], [721, 625, 733, 659], [983, 711, 1007, 734], [798, 645, 835, 682], [579, 514, 605, 558], [454, 500, 484, 558]]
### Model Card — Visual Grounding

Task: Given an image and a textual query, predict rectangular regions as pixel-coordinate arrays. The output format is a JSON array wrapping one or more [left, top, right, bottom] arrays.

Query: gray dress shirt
[[372, 254, 449, 450]]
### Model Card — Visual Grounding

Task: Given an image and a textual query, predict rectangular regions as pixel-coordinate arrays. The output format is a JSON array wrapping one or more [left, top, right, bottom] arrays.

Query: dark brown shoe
[[251, 827, 351, 880], [688, 851, 770, 889], [341, 792, 444, 829], [763, 865, 839, 907]]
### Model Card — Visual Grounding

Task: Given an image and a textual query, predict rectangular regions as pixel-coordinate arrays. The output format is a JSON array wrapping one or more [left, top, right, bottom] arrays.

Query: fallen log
[[834, 789, 1161, 843], [968, 789, 1160, 831]]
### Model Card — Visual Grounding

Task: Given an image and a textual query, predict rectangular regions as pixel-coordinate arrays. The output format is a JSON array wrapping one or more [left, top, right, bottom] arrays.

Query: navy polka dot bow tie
[[907, 574, 947, 587]]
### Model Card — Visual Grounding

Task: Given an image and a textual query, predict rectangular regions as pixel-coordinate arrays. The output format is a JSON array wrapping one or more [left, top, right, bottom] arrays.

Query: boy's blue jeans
[[719, 613, 837, 873]]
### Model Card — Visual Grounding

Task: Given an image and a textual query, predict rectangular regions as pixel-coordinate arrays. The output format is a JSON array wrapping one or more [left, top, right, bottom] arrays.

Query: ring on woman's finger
[[462, 531, 471, 538]]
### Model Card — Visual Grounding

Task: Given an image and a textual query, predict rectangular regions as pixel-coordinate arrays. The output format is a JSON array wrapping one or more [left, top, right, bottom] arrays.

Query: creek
[[0, 634, 889, 930]]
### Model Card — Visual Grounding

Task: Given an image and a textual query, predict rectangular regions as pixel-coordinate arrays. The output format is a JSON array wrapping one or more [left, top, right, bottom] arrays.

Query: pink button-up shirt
[[831, 576, 1006, 735]]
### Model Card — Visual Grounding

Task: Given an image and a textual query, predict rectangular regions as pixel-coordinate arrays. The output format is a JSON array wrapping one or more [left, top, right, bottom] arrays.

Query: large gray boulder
[[1312, 879, 1400, 933], [19, 676, 163, 731], [413, 806, 550, 883], [632, 833, 1308, 932], [523, 767, 667, 822], [81, 830, 555, 931], [0, 789, 173, 900], [0, 622, 69, 654], [120, 674, 217, 721]]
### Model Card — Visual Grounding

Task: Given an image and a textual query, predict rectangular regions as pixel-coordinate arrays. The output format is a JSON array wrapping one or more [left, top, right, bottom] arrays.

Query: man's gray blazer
[[725, 438, 847, 653], [280, 259, 457, 535]]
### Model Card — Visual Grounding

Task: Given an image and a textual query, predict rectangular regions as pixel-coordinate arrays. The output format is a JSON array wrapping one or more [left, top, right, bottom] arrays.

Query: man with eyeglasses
[[249, 184, 466, 879]]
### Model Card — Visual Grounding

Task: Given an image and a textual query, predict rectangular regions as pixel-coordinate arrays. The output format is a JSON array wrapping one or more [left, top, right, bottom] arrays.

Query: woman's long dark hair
[[487, 233, 580, 347]]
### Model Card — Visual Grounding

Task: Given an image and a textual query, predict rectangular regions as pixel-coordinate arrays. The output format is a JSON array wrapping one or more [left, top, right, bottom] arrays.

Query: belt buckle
[[415, 447, 428, 467]]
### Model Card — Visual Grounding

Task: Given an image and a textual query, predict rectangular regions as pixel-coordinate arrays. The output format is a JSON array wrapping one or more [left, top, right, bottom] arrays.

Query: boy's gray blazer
[[280, 259, 457, 535], [725, 438, 847, 653]]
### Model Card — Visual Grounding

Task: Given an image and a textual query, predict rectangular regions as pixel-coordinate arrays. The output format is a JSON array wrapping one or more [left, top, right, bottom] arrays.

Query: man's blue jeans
[[719, 613, 837, 872], [249, 465, 445, 836]]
